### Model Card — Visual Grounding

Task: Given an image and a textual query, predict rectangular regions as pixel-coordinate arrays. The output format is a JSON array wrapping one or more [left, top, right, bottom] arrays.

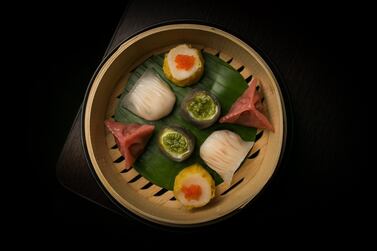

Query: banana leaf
[[114, 52, 256, 190]]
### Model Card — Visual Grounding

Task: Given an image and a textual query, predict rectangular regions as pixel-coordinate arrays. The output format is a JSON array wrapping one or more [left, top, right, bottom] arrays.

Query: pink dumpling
[[105, 120, 155, 169], [219, 77, 274, 131]]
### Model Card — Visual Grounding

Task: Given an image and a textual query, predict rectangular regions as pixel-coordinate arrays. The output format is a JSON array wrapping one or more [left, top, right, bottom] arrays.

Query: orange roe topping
[[182, 184, 202, 201], [175, 54, 195, 70]]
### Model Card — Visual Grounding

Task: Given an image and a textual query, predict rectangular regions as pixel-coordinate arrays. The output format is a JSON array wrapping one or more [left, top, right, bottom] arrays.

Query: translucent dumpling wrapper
[[200, 130, 254, 187], [122, 68, 176, 121]]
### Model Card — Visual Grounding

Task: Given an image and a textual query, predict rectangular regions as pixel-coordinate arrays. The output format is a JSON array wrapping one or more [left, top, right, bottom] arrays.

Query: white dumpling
[[200, 130, 254, 187], [123, 68, 176, 120]]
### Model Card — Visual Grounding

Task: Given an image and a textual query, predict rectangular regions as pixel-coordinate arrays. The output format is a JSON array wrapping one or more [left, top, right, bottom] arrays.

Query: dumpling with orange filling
[[174, 164, 215, 209], [163, 44, 204, 87]]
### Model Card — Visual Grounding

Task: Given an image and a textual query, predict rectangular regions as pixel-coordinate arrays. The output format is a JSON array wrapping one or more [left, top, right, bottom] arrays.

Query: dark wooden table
[[55, 0, 366, 234]]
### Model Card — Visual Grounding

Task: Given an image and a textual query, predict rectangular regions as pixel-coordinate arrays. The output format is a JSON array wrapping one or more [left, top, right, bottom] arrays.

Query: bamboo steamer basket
[[82, 24, 287, 227]]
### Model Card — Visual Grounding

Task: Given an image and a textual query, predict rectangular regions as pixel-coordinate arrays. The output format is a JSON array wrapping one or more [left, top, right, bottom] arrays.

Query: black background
[[34, 0, 371, 241]]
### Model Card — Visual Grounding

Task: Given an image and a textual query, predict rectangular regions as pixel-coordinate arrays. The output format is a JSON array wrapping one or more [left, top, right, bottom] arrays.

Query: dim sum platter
[[82, 24, 287, 226]]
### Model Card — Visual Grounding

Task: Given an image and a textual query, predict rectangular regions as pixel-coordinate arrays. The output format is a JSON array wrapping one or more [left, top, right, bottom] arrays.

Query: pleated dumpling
[[200, 130, 254, 187], [123, 68, 176, 121]]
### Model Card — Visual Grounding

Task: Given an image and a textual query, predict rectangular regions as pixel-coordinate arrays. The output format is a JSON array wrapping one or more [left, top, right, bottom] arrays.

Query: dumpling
[[105, 120, 154, 170], [123, 68, 176, 121], [200, 130, 254, 187], [163, 44, 204, 87], [174, 164, 215, 208], [180, 89, 221, 129], [220, 77, 274, 131], [158, 126, 195, 162]]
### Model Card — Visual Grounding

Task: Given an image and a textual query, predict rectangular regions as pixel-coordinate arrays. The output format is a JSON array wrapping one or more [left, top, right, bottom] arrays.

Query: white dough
[[200, 130, 254, 187], [123, 68, 176, 121]]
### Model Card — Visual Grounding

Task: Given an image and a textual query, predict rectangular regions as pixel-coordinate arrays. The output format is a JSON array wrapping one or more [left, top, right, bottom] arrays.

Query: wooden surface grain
[[54, 0, 365, 232]]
